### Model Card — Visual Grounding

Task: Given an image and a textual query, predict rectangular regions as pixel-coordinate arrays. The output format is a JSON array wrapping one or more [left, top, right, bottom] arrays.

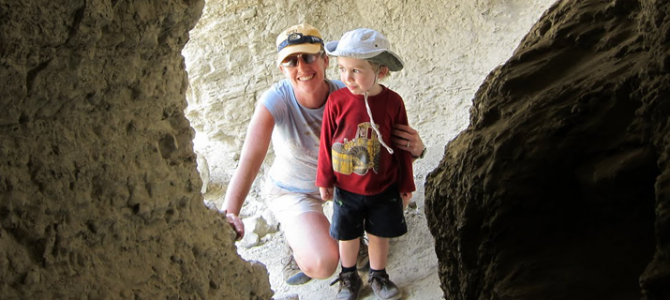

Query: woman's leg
[[283, 211, 339, 279]]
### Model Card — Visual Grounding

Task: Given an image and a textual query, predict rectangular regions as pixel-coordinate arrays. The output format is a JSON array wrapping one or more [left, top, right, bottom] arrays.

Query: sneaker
[[357, 237, 370, 272], [282, 254, 312, 285], [369, 271, 401, 300], [330, 271, 363, 300]]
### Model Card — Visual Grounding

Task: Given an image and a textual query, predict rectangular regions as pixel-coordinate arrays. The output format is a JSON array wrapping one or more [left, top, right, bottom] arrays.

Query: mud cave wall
[[0, 1, 272, 299], [425, 0, 670, 300], [1, 1, 669, 300]]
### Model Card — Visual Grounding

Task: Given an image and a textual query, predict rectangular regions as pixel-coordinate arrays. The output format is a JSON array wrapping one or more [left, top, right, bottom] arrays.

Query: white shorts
[[262, 180, 332, 227]]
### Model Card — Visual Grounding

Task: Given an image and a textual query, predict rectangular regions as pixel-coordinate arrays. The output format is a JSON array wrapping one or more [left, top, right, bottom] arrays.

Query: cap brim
[[277, 44, 322, 66]]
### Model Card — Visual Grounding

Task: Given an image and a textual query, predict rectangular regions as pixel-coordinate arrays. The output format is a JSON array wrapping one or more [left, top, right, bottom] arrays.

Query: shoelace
[[330, 275, 350, 286], [369, 272, 391, 286], [330, 272, 357, 286], [329, 277, 341, 286]]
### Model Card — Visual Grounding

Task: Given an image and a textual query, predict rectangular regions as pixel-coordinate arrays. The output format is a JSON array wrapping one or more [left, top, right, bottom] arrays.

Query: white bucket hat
[[325, 28, 404, 71]]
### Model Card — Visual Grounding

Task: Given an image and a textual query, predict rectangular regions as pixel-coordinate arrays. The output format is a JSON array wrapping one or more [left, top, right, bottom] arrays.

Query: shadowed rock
[[0, 1, 272, 299], [425, 0, 669, 299]]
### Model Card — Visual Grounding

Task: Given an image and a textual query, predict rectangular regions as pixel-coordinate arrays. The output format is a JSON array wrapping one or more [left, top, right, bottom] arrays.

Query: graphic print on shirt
[[331, 122, 381, 176]]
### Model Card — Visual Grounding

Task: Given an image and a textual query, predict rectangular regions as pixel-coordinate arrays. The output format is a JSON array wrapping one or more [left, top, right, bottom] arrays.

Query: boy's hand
[[319, 187, 334, 201], [401, 192, 413, 209]]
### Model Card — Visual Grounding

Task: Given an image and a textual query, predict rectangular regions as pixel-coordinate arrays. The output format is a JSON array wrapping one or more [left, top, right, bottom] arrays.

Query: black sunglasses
[[277, 33, 324, 52], [281, 52, 324, 68]]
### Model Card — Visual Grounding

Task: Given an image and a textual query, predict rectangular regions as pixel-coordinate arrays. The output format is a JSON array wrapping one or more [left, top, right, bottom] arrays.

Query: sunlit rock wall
[[182, 0, 556, 212], [0, 1, 272, 299], [426, 0, 669, 299]]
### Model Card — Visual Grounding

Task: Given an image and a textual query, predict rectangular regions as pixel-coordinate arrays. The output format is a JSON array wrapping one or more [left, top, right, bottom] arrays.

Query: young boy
[[316, 28, 415, 300]]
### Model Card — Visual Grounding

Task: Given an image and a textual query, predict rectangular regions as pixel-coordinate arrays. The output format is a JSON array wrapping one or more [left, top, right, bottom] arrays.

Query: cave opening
[[180, 1, 557, 299]]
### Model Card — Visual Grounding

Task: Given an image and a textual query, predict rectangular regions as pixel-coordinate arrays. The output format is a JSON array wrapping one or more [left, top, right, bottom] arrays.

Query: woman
[[222, 23, 426, 285]]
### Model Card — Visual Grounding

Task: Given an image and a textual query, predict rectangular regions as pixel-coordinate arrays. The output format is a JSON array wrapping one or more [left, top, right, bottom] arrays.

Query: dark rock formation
[[0, 1, 272, 299], [425, 0, 669, 299]]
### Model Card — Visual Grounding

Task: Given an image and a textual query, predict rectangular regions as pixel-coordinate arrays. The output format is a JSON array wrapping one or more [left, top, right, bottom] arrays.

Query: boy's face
[[336, 56, 381, 95]]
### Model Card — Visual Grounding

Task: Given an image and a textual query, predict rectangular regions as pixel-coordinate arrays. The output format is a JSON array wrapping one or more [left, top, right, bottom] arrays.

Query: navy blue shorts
[[330, 185, 407, 241]]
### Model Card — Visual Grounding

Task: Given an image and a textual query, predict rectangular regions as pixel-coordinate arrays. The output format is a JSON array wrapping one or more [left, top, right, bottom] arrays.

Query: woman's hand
[[392, 124, 425, 158], [223, 210, 245, 240]]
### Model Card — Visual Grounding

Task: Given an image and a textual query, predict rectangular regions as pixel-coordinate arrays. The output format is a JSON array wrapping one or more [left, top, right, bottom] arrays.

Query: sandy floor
[[236, 203, 444, 300]]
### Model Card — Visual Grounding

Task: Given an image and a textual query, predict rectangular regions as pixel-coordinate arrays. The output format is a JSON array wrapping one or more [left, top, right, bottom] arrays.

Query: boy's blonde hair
[[366, 61, 392, 80]]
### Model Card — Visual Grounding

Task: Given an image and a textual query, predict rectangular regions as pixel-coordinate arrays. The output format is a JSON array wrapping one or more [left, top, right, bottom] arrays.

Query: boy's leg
[[283, 211, 339, 279], [357, 235, 370, 271], [362, 184, 406, 300], [329, 186, 366, 269], [329, 187, 366, 300], [367, 233, 389, 270], [339, 238, 360, 269], [367, 233, 401, 300], [333, 238, 363, 300]]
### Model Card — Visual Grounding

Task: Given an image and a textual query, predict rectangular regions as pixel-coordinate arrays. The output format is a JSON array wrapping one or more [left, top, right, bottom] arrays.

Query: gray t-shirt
[[261, 79, 345, 193]]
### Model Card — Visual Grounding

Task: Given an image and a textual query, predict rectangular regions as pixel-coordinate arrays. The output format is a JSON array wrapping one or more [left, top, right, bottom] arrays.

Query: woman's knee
[[300, 252, 339, 279], [284, 212, 339, 278]]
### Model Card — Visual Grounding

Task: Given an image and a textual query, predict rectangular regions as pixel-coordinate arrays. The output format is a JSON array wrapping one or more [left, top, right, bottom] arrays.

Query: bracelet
[[412, 147, 427, 159]]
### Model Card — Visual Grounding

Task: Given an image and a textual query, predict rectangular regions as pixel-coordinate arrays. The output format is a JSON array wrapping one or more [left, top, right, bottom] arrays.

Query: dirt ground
[[235, 200, 444, 300]]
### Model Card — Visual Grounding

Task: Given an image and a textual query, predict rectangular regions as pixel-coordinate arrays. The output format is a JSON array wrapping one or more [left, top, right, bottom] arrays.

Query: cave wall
[[425, 0, 670, 299], [0, 1, 272, 299]]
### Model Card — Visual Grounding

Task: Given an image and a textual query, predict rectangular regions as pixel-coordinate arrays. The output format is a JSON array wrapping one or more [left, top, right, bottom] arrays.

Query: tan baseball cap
[[276, 23, 324, 66]]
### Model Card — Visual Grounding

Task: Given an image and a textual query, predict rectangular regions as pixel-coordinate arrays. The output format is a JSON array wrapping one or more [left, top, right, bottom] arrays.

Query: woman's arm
[[222, 104, 274, 238]]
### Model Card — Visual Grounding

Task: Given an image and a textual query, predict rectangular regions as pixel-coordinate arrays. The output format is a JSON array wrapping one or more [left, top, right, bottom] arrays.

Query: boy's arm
[[401, 192, 412, 209]]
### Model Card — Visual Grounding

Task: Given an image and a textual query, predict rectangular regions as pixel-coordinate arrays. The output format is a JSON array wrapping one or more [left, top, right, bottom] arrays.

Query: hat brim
[[277, 43, 323, 66], [366, 51, 404, 72], [326, 40, 404, 71]]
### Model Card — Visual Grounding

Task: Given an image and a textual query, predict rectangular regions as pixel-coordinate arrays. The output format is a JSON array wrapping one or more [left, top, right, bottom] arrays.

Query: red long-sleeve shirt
[[316, 85, 415, 195]]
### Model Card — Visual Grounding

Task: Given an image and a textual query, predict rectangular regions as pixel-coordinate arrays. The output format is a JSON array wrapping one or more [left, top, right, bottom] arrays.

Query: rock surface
[[0, 1, 272, 299], [426, 0, 670, 299]]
